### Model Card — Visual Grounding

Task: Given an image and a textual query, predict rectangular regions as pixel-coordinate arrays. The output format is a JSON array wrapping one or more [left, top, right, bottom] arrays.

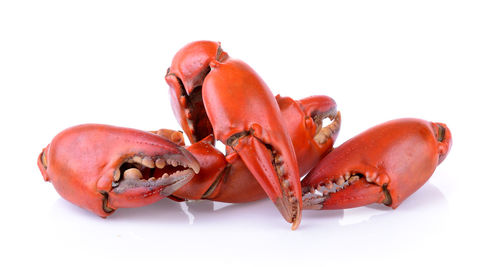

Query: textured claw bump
[[302, 118, 452, 210], [37, 124, 200, 217]]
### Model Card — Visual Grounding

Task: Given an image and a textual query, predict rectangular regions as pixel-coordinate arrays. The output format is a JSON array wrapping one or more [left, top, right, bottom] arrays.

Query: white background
[[1, 0, 499, 266]]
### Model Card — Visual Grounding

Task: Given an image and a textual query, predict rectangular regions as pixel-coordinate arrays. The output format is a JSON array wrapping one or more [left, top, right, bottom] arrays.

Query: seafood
[[302, 119, 452, 210], [37, 124, 200, 217]]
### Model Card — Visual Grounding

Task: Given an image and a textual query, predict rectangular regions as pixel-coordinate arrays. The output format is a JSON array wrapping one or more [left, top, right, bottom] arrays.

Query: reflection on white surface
[[25, 173, 456, 267], [339, 183, 447, 226], [179, 202, 194, 225], [340, 206, 390, 226], [48, 182, 447, 227], [77, 183, 445, 228], [213, 201, 233, 211]]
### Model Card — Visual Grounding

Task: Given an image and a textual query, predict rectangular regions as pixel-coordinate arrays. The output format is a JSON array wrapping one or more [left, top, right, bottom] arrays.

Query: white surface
[[1, 1, 499, 266]]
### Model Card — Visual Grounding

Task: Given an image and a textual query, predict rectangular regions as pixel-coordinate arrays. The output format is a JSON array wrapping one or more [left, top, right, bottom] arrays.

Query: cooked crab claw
[[165, 40, 226, 144], [37, 124, 200, 217], [203, 58, 302, 229], [301, 118, 452, 210]]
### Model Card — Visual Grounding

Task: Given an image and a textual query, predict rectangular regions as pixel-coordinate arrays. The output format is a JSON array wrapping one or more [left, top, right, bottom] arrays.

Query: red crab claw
[[301, 118, 452, 210], [202, 58, 302, 229], [165, 40, 227, 144], [37, 124, 200, 217], [168, 95, 341, 203]]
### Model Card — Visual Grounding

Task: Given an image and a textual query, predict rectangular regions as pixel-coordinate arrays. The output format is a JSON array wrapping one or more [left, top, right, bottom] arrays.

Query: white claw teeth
[[345, 172, 351, 179], [276, 164, 285, 177], [133, 156, 142, 164], [142, 157, 155, 168], [148, 177, 156, 182], [282, 179, 290, 188], [326, 181, 334, 189], [336, 177, 345, 186], [171, 161, 178, 167], [155, 158, 166, 169], [113, 170, 121, 181], [366, 176, 373, 183], [275, 155, 283, 165], [162, 173, 169, 179], [123, 168, 143, 180]]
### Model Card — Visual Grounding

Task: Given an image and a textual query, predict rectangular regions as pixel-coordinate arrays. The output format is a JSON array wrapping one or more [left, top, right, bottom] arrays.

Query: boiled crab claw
[[37, 124, 200, 217], [166, 41, 304, 229], [165, 40, 221, 144], [301, 118, 451, 210]]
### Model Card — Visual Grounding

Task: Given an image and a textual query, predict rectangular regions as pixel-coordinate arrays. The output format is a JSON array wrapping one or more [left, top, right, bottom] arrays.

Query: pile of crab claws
[[165, 95, 341, 210], [301, 118, 452, 210], [37, 124, 200, 217], [164, 41, 344, 229], [38, 40, 452, 230]]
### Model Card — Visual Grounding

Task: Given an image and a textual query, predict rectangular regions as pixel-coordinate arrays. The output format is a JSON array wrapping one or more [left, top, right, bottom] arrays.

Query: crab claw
[[203, 57, 302, 229], [165, 41, 228, 144], [37, 124, 200, 217], [301, 118, 452, 210]]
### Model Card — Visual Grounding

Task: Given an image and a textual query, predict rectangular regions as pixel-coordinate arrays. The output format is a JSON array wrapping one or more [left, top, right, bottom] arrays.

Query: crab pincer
[[37, 124, 200, 217], [202, 58, 304, 229], [301, 118, 451, 210], [165, 40, 221, 144]]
